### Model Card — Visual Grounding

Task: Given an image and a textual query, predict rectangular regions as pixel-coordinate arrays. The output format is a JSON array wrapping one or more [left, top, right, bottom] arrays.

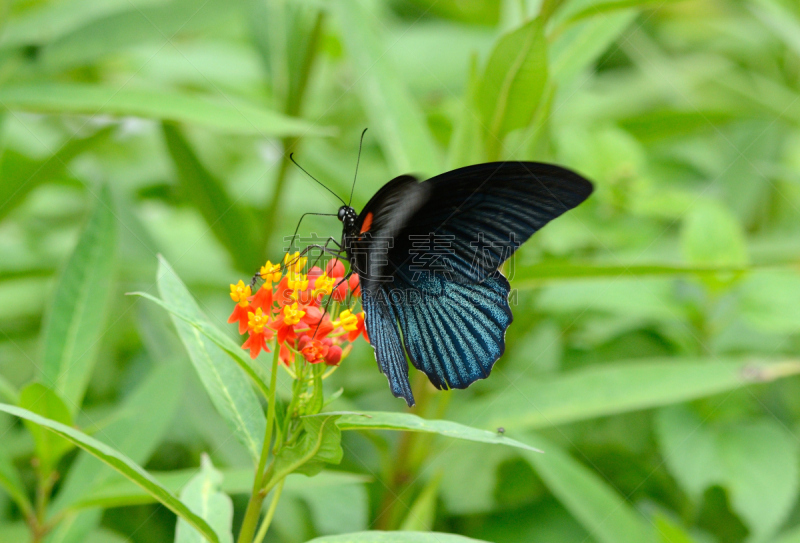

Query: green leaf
[[175, 454, 233, 543], [0, 83, 331, 137], [126, 291, 270, 397], [161, 122, 259, 270], [0, 127, 111, 222], [335, 411, 541, 452], [510, 261, 751, 288], [333, 0, 440, 175], [74, 469, 368, 510], [560, 0, 686, 24], [0, 444, 31, 516], [681, 201, 749, 267], [523, 435, 653, 543], [41, 184, 117, 412], [550, 11, 636, 86], [0, 403, 219, 543], [51, 362, 185, 513], [156, 256, 266, 465], [477, 18, 548, 158], [272, 415, 343, 481], [18, 383, 74, 472], [305, 532, 490, 543], [656, 406, 799, 541], [459, 359, 800, 431]]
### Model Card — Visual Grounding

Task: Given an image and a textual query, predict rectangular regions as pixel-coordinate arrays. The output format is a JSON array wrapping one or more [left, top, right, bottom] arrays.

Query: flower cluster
[[228, 253, 368, 367]]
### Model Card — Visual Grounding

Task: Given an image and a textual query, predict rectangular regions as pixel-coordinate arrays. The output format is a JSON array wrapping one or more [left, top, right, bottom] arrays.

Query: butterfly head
[[337, 205, 358, 233]]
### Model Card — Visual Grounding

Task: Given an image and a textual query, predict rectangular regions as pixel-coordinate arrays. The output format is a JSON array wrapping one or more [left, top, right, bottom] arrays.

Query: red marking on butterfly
[[360, 212, 373, 233]]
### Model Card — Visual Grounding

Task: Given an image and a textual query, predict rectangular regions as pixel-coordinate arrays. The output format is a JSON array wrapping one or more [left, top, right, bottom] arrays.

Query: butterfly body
[[337, 162, 593, 406]]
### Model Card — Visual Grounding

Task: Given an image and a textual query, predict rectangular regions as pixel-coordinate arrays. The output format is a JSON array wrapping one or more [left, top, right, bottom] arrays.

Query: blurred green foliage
[[2, 0, 800, 542]]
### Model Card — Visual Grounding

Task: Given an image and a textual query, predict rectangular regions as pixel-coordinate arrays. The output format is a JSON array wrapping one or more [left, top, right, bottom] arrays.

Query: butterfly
[[333, 161, 593, 406]]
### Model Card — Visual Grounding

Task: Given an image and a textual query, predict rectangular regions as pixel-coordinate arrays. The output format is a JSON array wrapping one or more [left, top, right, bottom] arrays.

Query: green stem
[[253, 478, 286, 543], [237, 346, 281, 543]]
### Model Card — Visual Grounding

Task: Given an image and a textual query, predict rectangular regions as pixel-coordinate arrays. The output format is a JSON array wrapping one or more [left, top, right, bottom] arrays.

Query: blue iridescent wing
[[391, 269, 512, 392], [361, 284, 414, 405], [361, 270, 512, 406]]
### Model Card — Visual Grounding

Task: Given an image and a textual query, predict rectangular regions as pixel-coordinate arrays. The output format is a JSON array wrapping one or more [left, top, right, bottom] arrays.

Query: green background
[[2, 0, 800, 542]]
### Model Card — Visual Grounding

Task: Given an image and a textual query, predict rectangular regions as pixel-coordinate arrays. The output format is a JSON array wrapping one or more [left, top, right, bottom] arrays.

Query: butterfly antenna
[[289, 153, 346, 206], [286, 211, 338, 254], [348, 128, 368, 207]]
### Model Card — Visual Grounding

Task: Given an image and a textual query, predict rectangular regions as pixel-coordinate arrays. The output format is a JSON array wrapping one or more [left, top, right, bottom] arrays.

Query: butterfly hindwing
[[391, 269, 512, 392], [361, 284, 414, 405]]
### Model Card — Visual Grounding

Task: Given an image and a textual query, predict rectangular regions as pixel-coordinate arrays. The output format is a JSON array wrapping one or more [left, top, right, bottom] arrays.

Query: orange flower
[[228, 281, 252, 334], [299, 336, 329, 363], [242, 331, 271, 359], [230, 254, 369, 366], [337, 309, 368, 343], [242, 308, 274, 358], [260, 260, 282, 284]]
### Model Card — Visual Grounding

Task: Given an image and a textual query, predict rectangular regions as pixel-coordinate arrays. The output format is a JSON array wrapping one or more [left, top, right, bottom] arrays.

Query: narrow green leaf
[[74, 469, 369, 510], [305, 532, 490, 543], [41, 184, 117, 412], [51, 362, 184, 513], [523, 435, 653, 543], [127, 291, 270, 398], [176, 455, 233, 543], [0, 445, 32, 516], [561, 0, 685, 24], [0, 404, 219, 543], [335, 411, 541, 452], [161, 122, 259, 270], [18, 383, 74, 472], [477, 18, 548, 157], [156, 256, 266, 465], [333, 0, 440, 175], [0, 84, 331, 137], [272, 415, 343, 482], [459, 359, 800, 431], [511, 261, 753, 288], [0, 127, 111, 222]]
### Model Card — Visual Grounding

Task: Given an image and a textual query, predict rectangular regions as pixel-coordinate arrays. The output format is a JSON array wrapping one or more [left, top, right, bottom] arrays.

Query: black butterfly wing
[[390, 162, 593, 283], [352, 162, 593, 405], [349, 175, 430, 294], [348, 175, 431, 406]]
